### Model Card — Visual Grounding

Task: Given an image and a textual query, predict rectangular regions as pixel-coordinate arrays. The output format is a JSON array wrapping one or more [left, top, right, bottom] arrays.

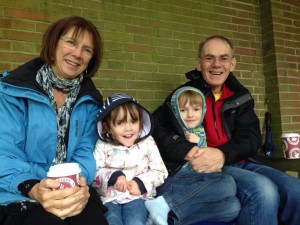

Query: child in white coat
[[92, 93, 168, 225]]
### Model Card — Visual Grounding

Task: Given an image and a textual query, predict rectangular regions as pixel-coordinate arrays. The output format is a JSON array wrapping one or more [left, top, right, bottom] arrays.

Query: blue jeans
[[223, 162, 300, 225], [157, 167, 240, 225], [104, 199, 148, 225]]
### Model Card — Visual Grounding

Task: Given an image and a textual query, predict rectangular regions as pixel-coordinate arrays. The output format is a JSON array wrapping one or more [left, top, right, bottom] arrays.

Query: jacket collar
[[185, 68, 248, 97], [2, 57, 102, 105]]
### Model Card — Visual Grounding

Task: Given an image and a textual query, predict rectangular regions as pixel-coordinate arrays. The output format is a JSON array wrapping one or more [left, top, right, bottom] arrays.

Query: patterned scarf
[[36, 64, 83, 165], [189, 126, 207, 147]]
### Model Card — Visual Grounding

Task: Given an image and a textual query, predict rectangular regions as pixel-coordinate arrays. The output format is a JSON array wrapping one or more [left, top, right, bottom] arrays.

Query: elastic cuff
[[133, 177, 147, 194], [18, 179, 40, 197], [108, 171, 125, 186]]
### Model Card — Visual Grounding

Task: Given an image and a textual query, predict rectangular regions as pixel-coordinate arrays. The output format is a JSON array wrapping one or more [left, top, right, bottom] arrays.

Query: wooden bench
[[256, 155, 300, 178]]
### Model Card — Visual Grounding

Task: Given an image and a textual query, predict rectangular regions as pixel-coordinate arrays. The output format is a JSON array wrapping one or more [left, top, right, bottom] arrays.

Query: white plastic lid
[[47, 163, 81, 177], [281, 133, 299, 138]]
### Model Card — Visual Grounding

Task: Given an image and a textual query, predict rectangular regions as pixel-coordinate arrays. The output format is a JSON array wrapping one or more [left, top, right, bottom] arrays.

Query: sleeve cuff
[[108, 171, 126, 186], [133, 177, 147, 194], [18, 179, 40, 197]]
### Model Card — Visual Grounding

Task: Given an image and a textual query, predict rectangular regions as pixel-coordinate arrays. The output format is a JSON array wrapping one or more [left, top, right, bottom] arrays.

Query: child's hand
[[127, 180, 141, 196], [185, 132, 200, 144], [114, 176, 127, 192]]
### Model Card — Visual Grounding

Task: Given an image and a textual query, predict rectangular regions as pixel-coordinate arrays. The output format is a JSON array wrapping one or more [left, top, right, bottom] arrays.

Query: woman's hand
[[28, 177, 89, 219], [127, 180, 141, 196], [65, 177, 90, 217]]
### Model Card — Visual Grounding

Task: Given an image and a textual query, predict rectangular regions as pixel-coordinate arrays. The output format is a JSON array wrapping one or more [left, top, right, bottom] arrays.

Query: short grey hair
[[198, 35, 235, 58]]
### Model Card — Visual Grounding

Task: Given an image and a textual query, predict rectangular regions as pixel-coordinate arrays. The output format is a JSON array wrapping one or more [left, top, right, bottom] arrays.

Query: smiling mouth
[[123, 134, 134, 139], [66, 59, 80, 67], [210, 71, 222, 75]]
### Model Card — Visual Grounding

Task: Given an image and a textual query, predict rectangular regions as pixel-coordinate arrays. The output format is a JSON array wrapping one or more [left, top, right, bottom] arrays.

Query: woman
[[0, 16, 108, 225]]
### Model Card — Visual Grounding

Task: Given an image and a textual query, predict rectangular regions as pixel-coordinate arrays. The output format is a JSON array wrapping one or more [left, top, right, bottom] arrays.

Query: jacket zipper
[[212, 97, 220, 140]]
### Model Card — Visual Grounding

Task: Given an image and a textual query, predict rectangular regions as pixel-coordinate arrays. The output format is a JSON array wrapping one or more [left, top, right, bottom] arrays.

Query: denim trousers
[[157, 167, 240, 225], [223, 162, 300, 225], [104, 199, 148, 225]]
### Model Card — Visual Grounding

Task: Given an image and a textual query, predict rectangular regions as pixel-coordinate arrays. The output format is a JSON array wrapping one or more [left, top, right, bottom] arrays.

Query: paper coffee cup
[[281, 133, 300, 159], [47, 163, 81, 189]]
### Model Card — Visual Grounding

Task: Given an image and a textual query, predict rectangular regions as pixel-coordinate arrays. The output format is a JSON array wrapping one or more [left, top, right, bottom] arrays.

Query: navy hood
[[96, 93, 153, 142]]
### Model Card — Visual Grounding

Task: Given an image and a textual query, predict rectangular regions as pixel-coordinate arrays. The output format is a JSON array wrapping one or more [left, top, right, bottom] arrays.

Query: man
[[153, 35, 300, 225]]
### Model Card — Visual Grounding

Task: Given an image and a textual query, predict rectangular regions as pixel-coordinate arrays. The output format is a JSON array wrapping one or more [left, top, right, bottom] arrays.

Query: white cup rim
[[281, 133, 299, 138], [47, 163, 81, 177]]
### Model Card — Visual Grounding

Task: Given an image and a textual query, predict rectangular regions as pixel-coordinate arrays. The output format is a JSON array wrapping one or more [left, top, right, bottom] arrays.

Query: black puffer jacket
[[152, 69, 262, 175]]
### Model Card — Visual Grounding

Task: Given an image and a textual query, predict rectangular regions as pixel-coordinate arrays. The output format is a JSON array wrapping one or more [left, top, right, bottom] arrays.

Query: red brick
[[235, 47, 257, 56], [4, 8, 49, 22]]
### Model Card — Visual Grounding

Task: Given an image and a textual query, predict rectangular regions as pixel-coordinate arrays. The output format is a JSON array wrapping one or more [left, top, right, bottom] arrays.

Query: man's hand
[[184, 146, 201, 161], [188, 147, 225, 173]]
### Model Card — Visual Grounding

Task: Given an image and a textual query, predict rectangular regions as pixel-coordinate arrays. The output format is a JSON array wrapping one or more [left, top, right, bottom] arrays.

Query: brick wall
[[0, 0, 299, 157], [260, 0, 300, 154]]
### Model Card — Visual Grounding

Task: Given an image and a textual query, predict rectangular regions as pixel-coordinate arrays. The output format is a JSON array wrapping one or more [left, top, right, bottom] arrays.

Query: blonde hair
[[178, 90, 203, 108]]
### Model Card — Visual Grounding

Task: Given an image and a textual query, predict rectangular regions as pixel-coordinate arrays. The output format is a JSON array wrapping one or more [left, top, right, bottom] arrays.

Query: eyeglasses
[[60, 37, 94, 58], [201, 55, 233, 64]]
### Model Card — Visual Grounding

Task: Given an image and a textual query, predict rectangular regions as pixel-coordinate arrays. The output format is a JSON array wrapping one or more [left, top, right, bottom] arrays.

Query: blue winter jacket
[[0, 58, 103, 205]]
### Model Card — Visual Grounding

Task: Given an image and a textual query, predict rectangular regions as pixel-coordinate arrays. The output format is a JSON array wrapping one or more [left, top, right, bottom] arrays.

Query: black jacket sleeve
[[218, 94, 262, 164]]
